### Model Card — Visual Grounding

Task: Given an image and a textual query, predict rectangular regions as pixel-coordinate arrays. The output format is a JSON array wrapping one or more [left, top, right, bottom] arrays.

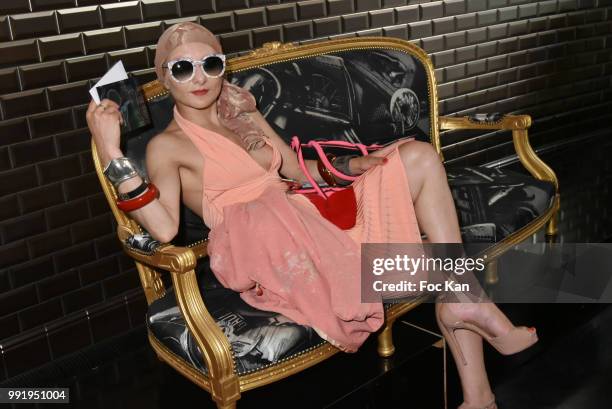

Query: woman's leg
[[397, 141, 508, 406]]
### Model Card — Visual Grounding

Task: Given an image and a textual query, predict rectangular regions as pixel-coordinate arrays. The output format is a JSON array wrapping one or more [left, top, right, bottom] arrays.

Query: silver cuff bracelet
[[103, 157, 139, 188], [332, 155, 358, 186]]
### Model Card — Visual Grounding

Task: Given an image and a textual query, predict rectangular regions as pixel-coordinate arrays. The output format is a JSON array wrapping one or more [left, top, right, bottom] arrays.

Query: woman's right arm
[[86, 99, 181, 243]]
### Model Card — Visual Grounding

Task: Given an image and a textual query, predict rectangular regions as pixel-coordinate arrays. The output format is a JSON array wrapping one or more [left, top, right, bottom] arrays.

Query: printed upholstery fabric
[[447, 166, 556, 244], [147, 279, 325, 376]]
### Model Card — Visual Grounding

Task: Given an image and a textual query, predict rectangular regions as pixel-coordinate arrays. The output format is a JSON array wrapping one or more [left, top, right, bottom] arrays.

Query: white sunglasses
[[164, 54, 226, 83]]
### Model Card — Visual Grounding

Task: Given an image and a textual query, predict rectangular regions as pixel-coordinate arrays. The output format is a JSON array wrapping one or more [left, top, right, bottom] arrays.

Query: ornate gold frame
[[92, 37, 559, 409]]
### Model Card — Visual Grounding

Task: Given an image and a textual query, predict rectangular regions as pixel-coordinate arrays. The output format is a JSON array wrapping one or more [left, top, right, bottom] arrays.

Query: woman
[[87, 22, 537, 409]]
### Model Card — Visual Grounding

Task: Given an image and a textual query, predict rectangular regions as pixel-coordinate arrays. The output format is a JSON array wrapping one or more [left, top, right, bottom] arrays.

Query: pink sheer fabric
[[173, 106, 423, 352]]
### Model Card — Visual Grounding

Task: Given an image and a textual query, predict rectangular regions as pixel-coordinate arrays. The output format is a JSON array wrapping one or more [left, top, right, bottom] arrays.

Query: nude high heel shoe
[[435, 302, 538, 366], [458, 395, 497, 409]]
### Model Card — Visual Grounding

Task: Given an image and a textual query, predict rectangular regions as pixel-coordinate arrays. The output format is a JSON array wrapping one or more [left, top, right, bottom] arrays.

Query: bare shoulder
[[146, 122, 191, 165]]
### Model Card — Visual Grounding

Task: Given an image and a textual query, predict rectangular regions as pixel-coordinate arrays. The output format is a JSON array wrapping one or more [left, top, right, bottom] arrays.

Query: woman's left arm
[[249, 111, 386, 183]]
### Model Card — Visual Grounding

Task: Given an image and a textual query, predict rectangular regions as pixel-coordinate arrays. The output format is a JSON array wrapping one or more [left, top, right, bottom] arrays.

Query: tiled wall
[[0, 0, 611, 381]]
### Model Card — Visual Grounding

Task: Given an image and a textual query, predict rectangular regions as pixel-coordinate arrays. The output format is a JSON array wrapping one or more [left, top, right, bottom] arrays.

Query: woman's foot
[[444, 302, 517, 340], [436, 301, 538, 365]]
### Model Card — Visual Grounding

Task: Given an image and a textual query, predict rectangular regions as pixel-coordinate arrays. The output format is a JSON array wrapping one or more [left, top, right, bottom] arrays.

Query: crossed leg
[[396, 140, 510, 407]]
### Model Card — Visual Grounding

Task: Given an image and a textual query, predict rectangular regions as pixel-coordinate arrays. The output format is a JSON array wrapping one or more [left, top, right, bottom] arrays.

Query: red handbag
[[289, 136, 383, 230]]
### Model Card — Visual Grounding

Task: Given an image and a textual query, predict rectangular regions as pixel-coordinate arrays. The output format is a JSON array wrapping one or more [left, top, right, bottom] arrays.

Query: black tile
[[1, 211, 47, 244], [0, 147, 10, 171], [19, 298, 63, 330], [0, 67, 20, 95], [126, 292, 147, 327], [0, 284, 38, 318], [383, 24, 408, 39], [103, 271, 140, 297], [84, 27, 125, 55], [0, 0, 30, 15], [55, 128, 92, 156], [94, 233, 122, 258], [87, 192, 111, 217], [48, 319, 92, 359], [79, 255, 120, 285], [0, 195, 20, 222], [0, 314, 20, 340], [235, 7, 265, 30], [283, 20, 313, 41], [10, 256, 55, 287], [0, 166, 38, 196], [29, 108, 75, 139], [31, 0, 75, 12], [27, 227, 72, 258], [200, 12, 235, 34], [267, 3, 297, 25], [10, 11, 59, 40], [0, 119, 29, 147], [219, 31, 252, 53], [342, 12, 369, 32], [70, 214, 112, 243], [0, 39, 39, 67], [38, 154, 82, 185], [100, 2, 142, 27], [314, 16, 341, 37], [62, 283, 104, 313], [409, 20, 432, 38], [57, 6, 101, 33], [39, 33, 84, 61], [178, 0, 214, 15], [10, 136, 57, 168], [45, 198, 90, 230], [63, 172, 100, 201], [37, 268, 81, 300], [0, 18, 8, 44], [90, 303, 131, 342], [125, 21, 164, 48], [0, 269, 10, 293], [420, 1, 443, 20], [355, 0, 380, 12], [0, 241, 29, 270], [297, 0, 326, 19], [0, 89, 48, 120], [215, 0, 248, 12], [2, 328, 51, 378], [66, 54, 108, 82], [328, 0, 354, 16], [369, 9, 394, 28], [142, 0, 179, 20], [108, 47, 150, 72], [253, 26, 283, 47], [17, 182, 64, 214]]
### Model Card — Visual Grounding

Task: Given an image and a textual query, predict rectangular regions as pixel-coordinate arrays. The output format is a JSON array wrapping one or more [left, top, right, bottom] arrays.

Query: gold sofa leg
[[484, 259, 499, 286], [377, 319, 396, 357], [216, 402, 237, 409], [545, 208, 558, 240]]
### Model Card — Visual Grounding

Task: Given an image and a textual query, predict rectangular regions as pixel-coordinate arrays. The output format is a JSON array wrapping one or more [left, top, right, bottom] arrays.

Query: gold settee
[[91, 36, 559, 409]]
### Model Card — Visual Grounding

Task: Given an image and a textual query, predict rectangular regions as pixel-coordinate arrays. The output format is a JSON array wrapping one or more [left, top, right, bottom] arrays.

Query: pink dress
[[174, 107, 423, 352]]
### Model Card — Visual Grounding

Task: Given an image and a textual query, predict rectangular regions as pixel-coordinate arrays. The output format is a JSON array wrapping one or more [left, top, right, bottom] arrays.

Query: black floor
[[3, 130, 612, 409]]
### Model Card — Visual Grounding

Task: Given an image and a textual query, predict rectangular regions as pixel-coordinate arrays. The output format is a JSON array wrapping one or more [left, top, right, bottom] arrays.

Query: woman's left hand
[[349, 155, 388, 175]]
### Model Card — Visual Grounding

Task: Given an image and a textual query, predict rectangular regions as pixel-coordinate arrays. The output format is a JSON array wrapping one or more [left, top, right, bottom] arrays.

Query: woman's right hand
[[86, 98, 124, 165]]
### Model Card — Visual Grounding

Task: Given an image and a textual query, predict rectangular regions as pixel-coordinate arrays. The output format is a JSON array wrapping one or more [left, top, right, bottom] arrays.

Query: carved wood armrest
[[117, 226, 209, 274], [439, 113, 558, 192], [439, 113, 532, 130]]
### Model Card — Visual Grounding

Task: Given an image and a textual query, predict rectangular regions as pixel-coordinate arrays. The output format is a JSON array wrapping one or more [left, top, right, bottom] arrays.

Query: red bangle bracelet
[[116, 183, 159, 212]]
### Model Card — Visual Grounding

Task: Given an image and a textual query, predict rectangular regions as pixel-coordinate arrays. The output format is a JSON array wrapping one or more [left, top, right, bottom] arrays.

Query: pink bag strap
[[290, 136, 384, 198]]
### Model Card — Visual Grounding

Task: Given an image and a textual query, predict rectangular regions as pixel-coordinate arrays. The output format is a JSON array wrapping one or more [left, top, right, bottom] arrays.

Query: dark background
[[0, 0, 611, 381]]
